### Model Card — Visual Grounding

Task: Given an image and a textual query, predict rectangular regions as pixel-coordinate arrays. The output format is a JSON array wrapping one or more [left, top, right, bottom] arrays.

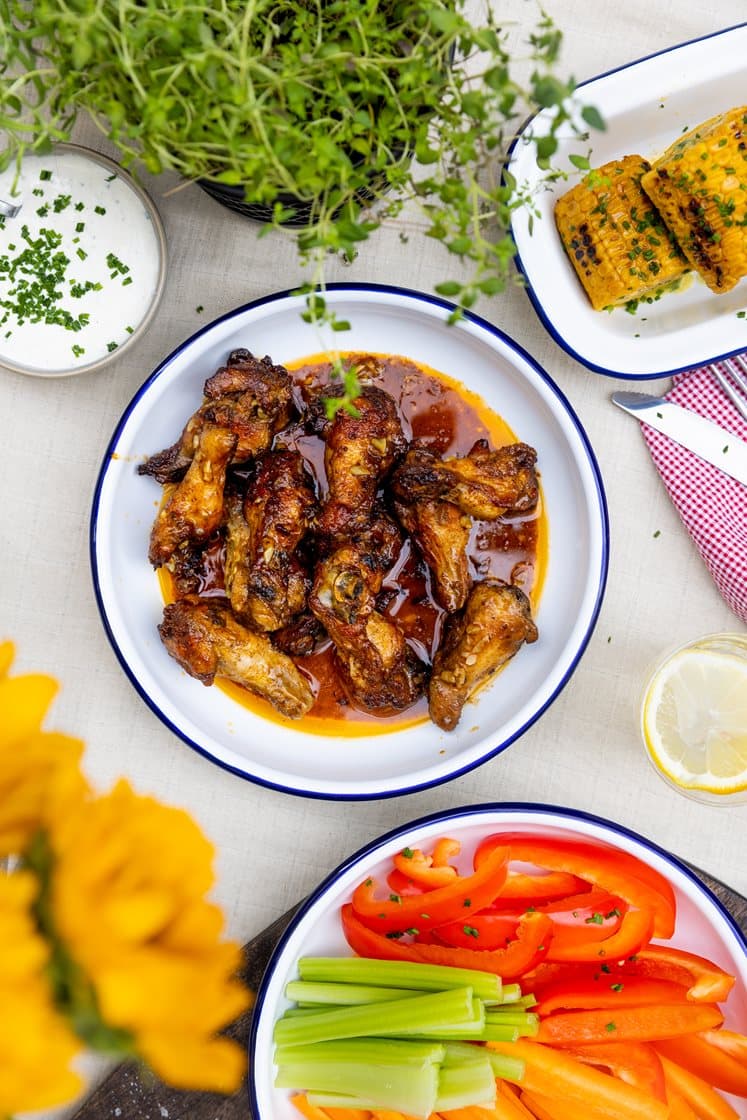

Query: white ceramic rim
[[0, 142, 168, 379]]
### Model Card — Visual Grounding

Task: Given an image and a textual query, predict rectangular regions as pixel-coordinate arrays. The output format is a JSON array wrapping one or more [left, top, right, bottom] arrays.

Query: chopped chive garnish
[[105, 173, 117, 182], [121, 276, 133, 286], [72, 344, 85, 356], [75, 222, 85, 233], [76, 247, 87, 260], [94, 205, 106, 215], [39, 169, 52, 181], [75, 201, 84, 211], [125, 325, 134, 334], [107, 341, 118, 352]]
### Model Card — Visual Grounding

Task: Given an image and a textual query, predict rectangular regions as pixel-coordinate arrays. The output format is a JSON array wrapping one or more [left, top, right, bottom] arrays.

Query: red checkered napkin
[[639, 358, 747, 624]]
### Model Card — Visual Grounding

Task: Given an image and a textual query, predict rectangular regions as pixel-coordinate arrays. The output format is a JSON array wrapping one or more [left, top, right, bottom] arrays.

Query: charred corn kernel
[[640, 106, 747, 293], [554, 155, 689, 311]]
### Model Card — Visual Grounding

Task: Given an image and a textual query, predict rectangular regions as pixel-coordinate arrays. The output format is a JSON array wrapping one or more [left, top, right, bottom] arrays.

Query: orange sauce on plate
[[158, 352, 547, 737]]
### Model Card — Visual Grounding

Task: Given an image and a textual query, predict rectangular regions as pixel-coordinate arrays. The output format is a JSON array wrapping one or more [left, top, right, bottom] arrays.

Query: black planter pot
[[197, 181, 316, 226], [197, 155, 398, 227]]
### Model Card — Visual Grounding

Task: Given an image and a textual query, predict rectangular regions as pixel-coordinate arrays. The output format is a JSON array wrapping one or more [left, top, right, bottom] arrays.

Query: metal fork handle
[[0, 197, 22, 218], [711, 358, 747, 423]]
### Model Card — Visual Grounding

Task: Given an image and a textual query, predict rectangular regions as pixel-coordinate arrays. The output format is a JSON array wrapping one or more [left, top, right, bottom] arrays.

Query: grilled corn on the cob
[[640, 106, 747, 293], [554, 155, 689, 310]]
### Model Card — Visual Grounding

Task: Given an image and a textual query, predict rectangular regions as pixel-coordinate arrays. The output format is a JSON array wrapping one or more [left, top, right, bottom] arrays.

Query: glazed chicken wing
[[158, 597, 314, 719], [224, 450, 316, 631], [148, 425, 237, 568], [429, 580, 538, 731], [393, 495, 472, 613], [309, 541, 425, 711], [392, 440, 538, 520], [139, 349, 295, 483], [308, 385, 407, 539]]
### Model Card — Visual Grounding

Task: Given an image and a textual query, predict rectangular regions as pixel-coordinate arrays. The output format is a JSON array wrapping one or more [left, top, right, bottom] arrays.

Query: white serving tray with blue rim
[[90, 284, 608, 801], [506, 22, 747, 379], [248, 802, 747, 1120]]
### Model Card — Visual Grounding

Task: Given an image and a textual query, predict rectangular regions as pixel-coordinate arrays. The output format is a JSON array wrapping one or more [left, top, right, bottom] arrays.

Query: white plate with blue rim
[[248, 802, 747, 1119], [90, 284, 607, 800], [507, 22, 747, 379]]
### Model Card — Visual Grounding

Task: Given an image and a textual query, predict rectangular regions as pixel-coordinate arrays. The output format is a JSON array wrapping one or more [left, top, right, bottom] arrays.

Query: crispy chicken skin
[[429, 580, 538, 731], [139, 350, 295, 483], [273, 612, 326, 657], [148, 425, 237, 568], [224, 450, 317, 631], [308, 385, 408, 539], [158, 597, 314, 719], [309, 541, 426, 711], [391, 440, 538, 520], [393, 496, 472, 613]]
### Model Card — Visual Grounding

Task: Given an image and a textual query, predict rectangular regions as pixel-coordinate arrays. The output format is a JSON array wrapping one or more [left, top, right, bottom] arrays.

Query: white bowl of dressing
[[0, 143, 166, 377]]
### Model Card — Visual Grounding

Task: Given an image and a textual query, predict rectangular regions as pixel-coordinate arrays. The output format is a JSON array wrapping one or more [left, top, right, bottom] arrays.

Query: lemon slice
[[642, 647, 747, 795]]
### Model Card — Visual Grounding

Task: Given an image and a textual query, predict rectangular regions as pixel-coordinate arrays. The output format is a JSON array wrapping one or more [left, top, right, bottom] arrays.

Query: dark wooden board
[[72, 869, 746, 1120]]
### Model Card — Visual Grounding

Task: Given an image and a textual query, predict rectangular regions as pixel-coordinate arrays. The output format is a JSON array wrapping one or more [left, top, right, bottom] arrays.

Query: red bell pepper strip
[[544, 907, 654, 963], [474, 833, 676, 939], [405, 912, 553, 980], [658, 1055, 740, 1120], [536, 888, 617, 914], [391, 838, 460, 887], [563, 1041, 667, 1101], [340, 903, 425, 963], [536, 976, 693, 1016], [536, 1003, 723, 1046], [385, 868, 430, 897], [427, 911, 520, 950], [494, 871, 590, 903], [654, 1033, 747, 1098], [351, 841, 509, 935], [585, 945, 737, 1002], [341, 902, 551, 979]]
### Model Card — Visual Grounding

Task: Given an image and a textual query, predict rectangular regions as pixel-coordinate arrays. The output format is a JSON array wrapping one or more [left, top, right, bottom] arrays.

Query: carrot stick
[[494, 1082, 542, 1120], [658, 1055, 739, 1120], [536, 1004, 723, 1046], [520, 1090, 612, 1120], [655, 1034, 747, 1098], [328, 1111, 373, 1120], [487, 1040, 669, 1120], [665, 1091, 701, 1120]]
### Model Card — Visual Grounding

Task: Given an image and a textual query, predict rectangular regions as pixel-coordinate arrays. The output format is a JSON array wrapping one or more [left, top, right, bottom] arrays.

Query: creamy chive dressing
[[0, 148, 162, 373]]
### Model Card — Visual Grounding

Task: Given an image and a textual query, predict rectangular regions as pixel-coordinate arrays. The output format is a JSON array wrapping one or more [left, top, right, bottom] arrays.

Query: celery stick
[[298, 957, 502, 1002], [480, 1023, 520, 1042], [307, 1074, 438, 1118], [286, 980, 422, 1005], [485, 1010, 539, 1035], [484, 1048, 525, 1082], [500, 983, 523, 1002], [434, 1056, 496, 1112], [274, 1038, 445, 1066], [289, 1060, 438, 1117], [508, 994, 538, 1008], [273, 986, 475, 1046], [389, 996, 484, 1037]]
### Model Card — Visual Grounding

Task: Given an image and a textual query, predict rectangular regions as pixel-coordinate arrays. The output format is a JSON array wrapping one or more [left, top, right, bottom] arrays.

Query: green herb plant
[[1, 0, 601, 406]]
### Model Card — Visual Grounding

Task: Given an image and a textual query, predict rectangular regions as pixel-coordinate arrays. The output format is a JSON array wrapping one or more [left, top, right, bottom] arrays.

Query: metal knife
[[612, 391, 747, 486]]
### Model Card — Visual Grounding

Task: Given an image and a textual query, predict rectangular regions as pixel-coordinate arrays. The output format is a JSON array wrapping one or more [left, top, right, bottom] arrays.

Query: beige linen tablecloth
[[2, 4, 745, 1113]]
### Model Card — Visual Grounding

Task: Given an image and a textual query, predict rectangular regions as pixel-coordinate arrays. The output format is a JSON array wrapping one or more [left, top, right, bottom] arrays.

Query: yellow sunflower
[[50, 779, 252, 1092], [0, 640, 88, 856], [0, 869, 83, 1113]]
